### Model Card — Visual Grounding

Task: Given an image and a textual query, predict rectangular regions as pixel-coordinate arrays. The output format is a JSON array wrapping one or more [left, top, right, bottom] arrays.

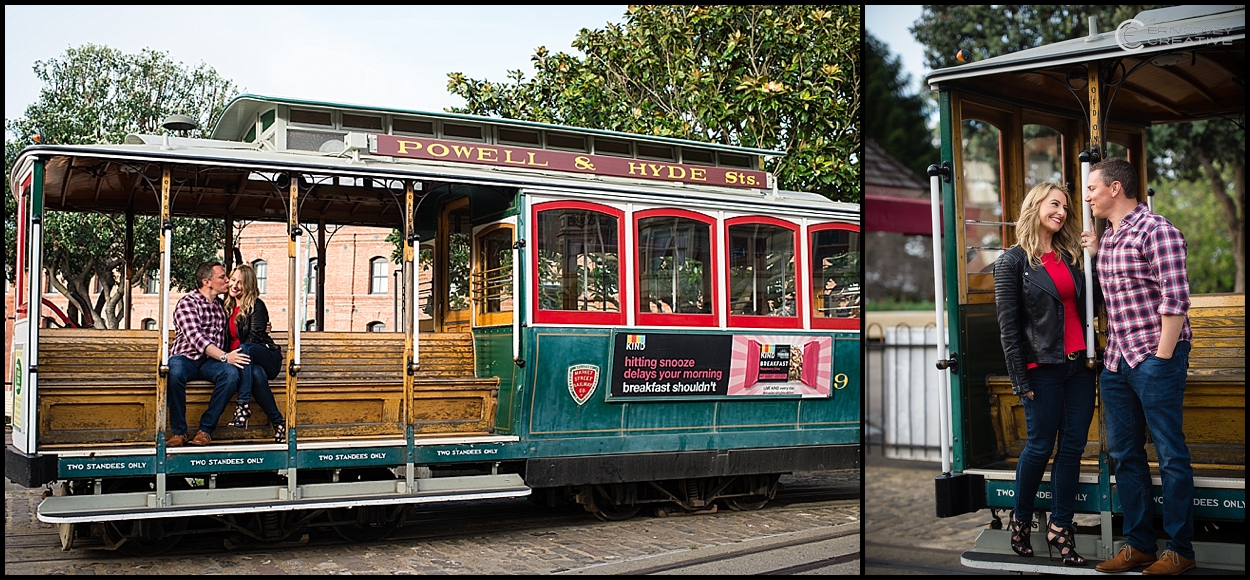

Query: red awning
[[864, 194, 942, 236]]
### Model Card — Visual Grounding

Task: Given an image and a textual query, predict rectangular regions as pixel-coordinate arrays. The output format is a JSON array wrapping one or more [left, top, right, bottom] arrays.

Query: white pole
[[411, 236, 421, 371], [1081, 161, 1096, 360], [160, 225, 173, 366], [294, 227, 303, 366], [929, 169, 953, 476]]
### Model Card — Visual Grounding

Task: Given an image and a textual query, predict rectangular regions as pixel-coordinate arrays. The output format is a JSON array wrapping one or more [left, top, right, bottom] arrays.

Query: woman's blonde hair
[[1015, 181, 1082, 268], [225, 263, 260, 317]]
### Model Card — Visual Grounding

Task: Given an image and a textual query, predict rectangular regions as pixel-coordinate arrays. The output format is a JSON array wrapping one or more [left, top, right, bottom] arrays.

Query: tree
[[910, 5, 1243, 291], [1152, 174, 1237, 294], [910, 6, 1167, 71], [863, 32, 935, 181], [446, 5, 860, 201], [5, 44, 241, 327], [1149, 121, 1244, 292]]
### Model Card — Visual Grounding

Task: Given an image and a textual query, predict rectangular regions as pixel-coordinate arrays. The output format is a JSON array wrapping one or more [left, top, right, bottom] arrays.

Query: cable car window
[[535, 203, 622, 324], [727, 218, 798, 325], [475, 226, 514, 326], [961, 118, 1008, 298], [1023, 124, 1064, 191], [811, 225, 860, 328], [636, 211, 714, 325]]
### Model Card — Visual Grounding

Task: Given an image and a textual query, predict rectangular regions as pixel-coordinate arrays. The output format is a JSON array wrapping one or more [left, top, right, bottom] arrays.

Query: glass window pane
[[477, 228, 514, 314], [252, 259, 267, 295], [961, 119, 1007, 294], [812, 228, 860, 319], [1023, 124, 1064, 191], [537, 209, 620, 312], [370, 257, 388, 294], [638, 216, 712, 314], [728, 223, 795, 316]]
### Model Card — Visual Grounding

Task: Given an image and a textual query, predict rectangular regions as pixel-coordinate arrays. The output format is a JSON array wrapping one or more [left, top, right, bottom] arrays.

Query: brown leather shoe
[[1095, 544, 1157, 573], [167, 434, 186, 447], [1141, 550, 1195, 575], [189, 431, 212, 446]]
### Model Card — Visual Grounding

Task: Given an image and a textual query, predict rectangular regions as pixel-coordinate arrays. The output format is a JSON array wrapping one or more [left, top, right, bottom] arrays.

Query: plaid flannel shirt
[[169, 290, 227, 360], [1097, 203, 1192, 372]]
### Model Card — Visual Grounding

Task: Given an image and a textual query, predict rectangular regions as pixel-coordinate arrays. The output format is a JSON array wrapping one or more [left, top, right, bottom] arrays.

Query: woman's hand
[[1024, 390, 1035, 400]]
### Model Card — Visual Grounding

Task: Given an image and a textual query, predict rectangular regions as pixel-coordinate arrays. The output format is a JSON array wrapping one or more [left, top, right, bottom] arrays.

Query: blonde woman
[[992, 181, 1095, 566], [224, 263, 286, 443]]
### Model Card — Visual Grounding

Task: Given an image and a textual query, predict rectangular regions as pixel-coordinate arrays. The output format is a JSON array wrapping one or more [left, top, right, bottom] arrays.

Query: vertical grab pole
[[513, 194, 525, 365], [403, 181, 416, 409], [927, 163, 952, 476], [1080, 156, 1097, 362], [285, 174, 300, 498], [156, 164, 172, 506], [402, 180, 417, 493]]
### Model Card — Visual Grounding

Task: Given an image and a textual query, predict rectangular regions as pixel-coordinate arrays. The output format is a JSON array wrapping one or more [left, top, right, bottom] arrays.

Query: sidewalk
[[864, 447, 990, 550]]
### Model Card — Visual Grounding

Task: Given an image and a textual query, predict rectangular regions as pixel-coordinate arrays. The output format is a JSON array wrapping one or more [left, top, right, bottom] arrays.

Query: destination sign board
[[372, 134, 770, 189]]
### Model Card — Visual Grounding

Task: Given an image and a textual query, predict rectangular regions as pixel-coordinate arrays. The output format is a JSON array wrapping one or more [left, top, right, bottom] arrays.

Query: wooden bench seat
[[986, 293, 1244, 470], [35, 329, 498, 448]]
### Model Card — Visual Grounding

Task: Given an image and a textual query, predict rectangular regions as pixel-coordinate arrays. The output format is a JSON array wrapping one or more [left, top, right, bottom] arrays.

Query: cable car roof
[[11, 139, 854, 229], [211, 94, 784, 158], [924, 5, 1245, 125]]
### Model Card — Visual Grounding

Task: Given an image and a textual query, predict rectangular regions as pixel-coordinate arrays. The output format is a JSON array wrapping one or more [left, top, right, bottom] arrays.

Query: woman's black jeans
[[237, 342, 284, 427], [1013, 358, 1096, 528]]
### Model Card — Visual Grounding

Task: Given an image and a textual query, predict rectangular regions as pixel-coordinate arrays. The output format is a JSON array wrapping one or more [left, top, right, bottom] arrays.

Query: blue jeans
[[237, 343, 285, 426], [1102, 341, 1193, 559], [167, 355, 239, 436], [1014, 358, 1096, 528]]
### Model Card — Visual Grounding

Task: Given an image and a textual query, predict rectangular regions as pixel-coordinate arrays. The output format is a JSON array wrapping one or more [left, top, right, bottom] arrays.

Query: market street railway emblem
[[568, 364, 600, 406]]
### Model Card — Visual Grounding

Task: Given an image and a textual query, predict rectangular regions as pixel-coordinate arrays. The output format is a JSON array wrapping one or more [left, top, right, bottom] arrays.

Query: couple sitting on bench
[[166, 261, 285, 447]]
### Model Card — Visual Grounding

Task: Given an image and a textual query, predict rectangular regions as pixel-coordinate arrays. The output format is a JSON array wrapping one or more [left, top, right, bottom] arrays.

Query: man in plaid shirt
[[1082, 158, 1195, 575], [166, 261, 250, 447]]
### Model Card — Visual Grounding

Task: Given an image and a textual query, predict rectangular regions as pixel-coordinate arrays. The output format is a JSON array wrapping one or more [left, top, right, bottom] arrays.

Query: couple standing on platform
[[164, 261, 286, 447], [995, 157, 1196, 575]]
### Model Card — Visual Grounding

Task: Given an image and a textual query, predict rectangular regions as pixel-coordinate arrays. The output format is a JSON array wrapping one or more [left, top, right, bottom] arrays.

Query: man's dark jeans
[[1102, 341, 1194, 559], [167, 355, 239, 436]]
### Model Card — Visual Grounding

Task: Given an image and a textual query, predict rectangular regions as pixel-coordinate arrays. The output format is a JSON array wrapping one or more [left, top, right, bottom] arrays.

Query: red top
[[227, 307, 241, 351], [1027, 252, 1086, 369]]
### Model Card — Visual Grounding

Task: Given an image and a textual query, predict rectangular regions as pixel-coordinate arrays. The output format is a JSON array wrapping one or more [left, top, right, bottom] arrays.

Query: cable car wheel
[[722, 474, 780, 511], [326, 504, 407, 542], [586, 483, 641, 522], [96, 517, 188, 556]]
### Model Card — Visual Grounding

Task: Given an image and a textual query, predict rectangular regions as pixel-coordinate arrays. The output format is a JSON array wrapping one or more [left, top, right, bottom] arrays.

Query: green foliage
[[447, 6, 861, 201], [910, 5, 1167, 71], [1151, 176, 1237, 294], [5, 43, 240, 327], [863, 32, 935, 180]]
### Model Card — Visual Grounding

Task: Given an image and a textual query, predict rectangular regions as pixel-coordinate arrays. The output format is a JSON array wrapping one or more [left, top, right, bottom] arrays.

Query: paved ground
[[863, 447, 992, 574]]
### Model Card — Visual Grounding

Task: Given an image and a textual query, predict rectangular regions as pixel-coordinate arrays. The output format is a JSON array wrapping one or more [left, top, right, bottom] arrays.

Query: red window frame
[[633, 208, 719, 327], [809, 222, 861, 330], [724, 216, 802, 329], [531, 200, 626, 325]]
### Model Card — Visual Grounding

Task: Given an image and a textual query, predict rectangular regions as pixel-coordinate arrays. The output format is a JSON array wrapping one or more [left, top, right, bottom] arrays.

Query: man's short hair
[[195, 261, 222, 288], [1090, 157, 1138, 200]]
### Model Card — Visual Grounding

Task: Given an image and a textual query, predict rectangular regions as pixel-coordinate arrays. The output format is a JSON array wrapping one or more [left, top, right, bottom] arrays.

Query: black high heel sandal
[[227, 402, 252, 428], [1046, 522, 1086, 566], [1009, 512, 1033, 557], [273, 423, 287, 444]]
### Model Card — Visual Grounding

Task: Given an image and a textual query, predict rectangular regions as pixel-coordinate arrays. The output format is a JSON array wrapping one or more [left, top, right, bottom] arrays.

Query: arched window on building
[[305, 319, 317, 331], [370, 257, 388, 294], [144, 271, 160, 294], [142, 318, 157, 330], [252, 259, 268, 294], [306, 258, 318, 295], [367, 321, 386, 332]]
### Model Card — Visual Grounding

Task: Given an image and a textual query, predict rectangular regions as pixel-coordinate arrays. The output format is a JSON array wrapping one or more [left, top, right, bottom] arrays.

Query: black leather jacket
[[230, 298, 278, 351], [993, 246, 1090, 395]]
